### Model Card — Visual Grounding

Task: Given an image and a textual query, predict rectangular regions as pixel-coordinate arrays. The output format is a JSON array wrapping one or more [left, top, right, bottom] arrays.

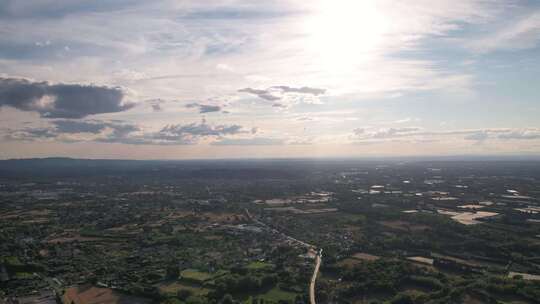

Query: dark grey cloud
[[238, 88, 281, 101], [271, 86, 326, 95], [185, 102, 222, 113], [0, 77, 134, 118]]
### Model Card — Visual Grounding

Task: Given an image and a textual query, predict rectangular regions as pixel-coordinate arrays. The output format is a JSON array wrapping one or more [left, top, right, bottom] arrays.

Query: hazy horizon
[[4, 154, 540, 162]]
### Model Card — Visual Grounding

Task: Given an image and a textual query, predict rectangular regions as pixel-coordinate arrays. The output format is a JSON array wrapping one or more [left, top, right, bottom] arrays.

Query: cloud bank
[[4, 119, 257, 146]]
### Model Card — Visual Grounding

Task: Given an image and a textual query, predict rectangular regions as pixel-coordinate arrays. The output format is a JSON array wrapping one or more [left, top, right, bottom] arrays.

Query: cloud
[[185, 102, 222, 113], [211, 137, 284, 146], [1, 1, 539, 159], [270, 86, 326, 95], [4, 119, 140, 142], [238, 86, 327, 107], [464, 131, 489, 142], [52, 120, 108, 134], [97, 121, 251, 145], [180, 7, 292, 21], [351, 127, 540, 144], [4, 120, 313, 146], [0, 0, 140, 19], [238, 88, 280, 101], [296, 116, 314, 121], [394, 117, 420, 124], [353, 128, 365, 135], [0, 0, 511, 102], [286, 138, 314, 145], [3, 119, 255, 146], [145, 98, 166, 112], [371, 127, 421, 139], [108, 120, 252, 145], [154, 121, 244, 139], [0, 77, 134, 118], [468, 12, 540, 53], [498, 129, 540, 140], [5, 127, 58, 141]]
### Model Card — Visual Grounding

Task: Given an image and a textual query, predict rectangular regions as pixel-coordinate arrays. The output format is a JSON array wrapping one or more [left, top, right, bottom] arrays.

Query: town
[[2, 158, 540, 304]]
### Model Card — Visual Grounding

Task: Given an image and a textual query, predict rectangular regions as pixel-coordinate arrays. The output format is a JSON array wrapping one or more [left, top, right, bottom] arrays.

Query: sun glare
[[305, 0, 388, 72]]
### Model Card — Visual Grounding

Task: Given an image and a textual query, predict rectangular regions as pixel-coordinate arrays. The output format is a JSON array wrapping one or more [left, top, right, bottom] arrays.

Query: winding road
[[244, 209, 323, 304], [310, 249, 323, 304]]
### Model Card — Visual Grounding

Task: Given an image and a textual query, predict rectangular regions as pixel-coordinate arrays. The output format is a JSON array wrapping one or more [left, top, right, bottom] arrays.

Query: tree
[[262, 274, 277, 287], [166, 264, 179, 279], [221, 294, 234, 304], [177, 289, 193, 301]]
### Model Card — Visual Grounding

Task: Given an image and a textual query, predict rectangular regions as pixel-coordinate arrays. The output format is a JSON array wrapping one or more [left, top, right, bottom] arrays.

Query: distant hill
[[1, 156, 540, 180], [0, 157, 303, 179]]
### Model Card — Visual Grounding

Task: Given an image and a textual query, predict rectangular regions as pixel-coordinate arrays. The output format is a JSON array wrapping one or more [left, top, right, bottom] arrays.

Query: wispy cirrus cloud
[[467, 12, 540, 53]]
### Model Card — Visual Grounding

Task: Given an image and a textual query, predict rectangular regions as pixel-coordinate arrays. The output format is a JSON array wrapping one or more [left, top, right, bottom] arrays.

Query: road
[[310, 249, 322, 304], [245, 208, 323, 304]]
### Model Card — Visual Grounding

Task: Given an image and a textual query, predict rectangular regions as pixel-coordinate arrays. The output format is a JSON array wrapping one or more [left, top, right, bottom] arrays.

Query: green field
[[158, 280, 211, 296], [4, 256, 23, 266], [180, 269, 214, 282], [246, 261, 274, 270], [180, 268, 228, 284], [13, 272, 34, 279], [242, 287, 298, 303]]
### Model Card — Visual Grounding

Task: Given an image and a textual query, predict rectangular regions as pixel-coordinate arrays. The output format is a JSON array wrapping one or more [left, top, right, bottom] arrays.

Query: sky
[[1, 0, 540, 159]]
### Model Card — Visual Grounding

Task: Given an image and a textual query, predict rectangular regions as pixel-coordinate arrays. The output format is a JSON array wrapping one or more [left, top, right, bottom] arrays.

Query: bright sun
[[305, 0, 388, 72]]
